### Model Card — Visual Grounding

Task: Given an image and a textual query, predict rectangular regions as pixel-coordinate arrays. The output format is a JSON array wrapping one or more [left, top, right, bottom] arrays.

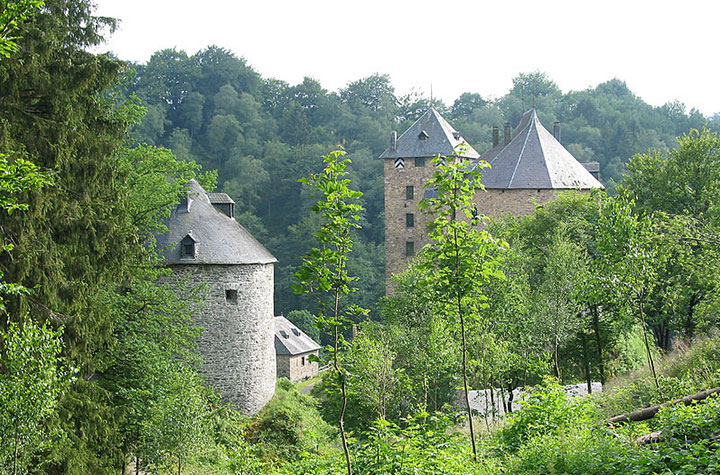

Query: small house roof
[[155, 180, 277, 265], [478, 110, 604, 190], [378, 107, 480, 160], [274, 316, 321, 356]]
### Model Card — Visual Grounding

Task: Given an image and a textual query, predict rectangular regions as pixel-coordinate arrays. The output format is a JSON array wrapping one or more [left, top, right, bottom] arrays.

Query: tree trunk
[[684, 292, 699, 341], [506, 383, 515, 414], [607, 386, 720, 424], [591, 306, 605, 385], [334, 278, 352, 475], [581, 331, 592, 394], [13, 432, 18, 475], [499, 385, 506, 414], [459, 306, 477, 461], [489, 379, 496, 421], [639, 297, 660, 391], [553, 342, 561, 380]]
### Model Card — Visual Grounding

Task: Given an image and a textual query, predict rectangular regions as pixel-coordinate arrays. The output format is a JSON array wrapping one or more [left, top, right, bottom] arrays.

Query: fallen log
[[607, 386, 720, 424]]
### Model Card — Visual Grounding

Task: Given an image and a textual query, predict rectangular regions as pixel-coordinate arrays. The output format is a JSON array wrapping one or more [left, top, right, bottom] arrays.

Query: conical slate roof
[[156, 180, 277, 265], [479, 110, 604, 189], [379, 107, 480, 160]]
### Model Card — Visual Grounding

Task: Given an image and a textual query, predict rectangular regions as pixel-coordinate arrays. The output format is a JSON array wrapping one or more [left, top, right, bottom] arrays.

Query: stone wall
[[163, 263, 276, 415], [474, 188, 560, 218], [276, 350, 319, 382], [383, 157, 441, 295], [384, 154, 578, 295]]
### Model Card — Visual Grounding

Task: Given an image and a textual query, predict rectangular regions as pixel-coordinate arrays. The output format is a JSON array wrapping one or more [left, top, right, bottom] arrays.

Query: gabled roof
[[478, 110, 604, 190], [155, 180, 277, 265], [274, 316, 321, 356], [379, 107, 480, 160]]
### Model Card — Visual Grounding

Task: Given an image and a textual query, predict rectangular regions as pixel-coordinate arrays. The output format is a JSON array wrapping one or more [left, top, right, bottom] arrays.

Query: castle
[[380, 108, 604, 293], [156, 180, 277, 415]]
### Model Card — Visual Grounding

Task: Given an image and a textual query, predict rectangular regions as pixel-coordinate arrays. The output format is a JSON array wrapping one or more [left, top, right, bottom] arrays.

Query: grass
[[294, 369, 327, 392]]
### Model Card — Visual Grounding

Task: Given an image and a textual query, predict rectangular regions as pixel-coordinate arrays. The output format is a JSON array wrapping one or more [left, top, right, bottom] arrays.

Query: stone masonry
[[164, 263, 276, 415], [381, 108, 603, 294], [276, 352, 320, 382]]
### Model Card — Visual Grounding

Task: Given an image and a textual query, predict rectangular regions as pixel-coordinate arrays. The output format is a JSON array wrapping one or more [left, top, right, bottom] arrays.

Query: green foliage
[[0, 317, 67, 473], [353, 414, 498, 475], [621, 128, 720, 221], [0, 0, 43, 58], [293, 149, 366, 474], [379, 270, 460, 413], [415, 152, 507, 460], [497, 340, 720, 474], [246, 379, 336, 462], [137, 365, 211, 474], [498, 377, 597, 453]]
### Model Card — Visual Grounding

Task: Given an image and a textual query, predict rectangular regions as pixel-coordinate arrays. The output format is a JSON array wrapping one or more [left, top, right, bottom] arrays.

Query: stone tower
[[379, 107, 479, 294], [156, 180, 277, 415], [380, 108, 603, 294]]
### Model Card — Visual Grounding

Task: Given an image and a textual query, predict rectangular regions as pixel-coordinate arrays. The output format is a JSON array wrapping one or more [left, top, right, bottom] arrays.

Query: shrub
[[245, 378, 336, 462], [498, 377, 597, 452]]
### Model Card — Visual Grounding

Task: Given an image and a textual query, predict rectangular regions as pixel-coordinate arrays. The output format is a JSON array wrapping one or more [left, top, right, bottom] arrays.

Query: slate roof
[[155, 180, 277, 265], [274, 316, 321, 356], [478, 110, 604, 190], [378, 107, 480, 160], [207, 192, 235, 204]]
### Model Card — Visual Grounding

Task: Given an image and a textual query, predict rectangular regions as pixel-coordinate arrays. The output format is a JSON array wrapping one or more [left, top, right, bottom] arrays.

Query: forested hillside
[[122, 47, 719, 317], [4, 1, 720, 473]]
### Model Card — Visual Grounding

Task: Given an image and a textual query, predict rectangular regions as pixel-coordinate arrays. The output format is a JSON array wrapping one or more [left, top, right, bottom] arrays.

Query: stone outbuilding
[[155, 179, 277, 415], [274, 316, 321, 382]]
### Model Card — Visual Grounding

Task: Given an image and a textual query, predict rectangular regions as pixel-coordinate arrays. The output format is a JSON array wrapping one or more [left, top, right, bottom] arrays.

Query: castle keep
[[381, 108, 603, 293], [156, 180, 277, 415]]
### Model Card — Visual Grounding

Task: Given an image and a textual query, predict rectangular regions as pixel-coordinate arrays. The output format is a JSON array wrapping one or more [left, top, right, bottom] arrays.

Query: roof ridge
[[508, 117, 535, 187]]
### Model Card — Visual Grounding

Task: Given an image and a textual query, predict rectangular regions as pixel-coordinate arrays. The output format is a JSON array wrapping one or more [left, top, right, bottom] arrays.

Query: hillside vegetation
[[2, 1, 720, 474]]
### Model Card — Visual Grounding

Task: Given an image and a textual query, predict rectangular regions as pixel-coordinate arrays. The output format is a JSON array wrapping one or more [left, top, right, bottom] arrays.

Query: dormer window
[[180, 234, 198, 259], [418, 130, 429, 140]]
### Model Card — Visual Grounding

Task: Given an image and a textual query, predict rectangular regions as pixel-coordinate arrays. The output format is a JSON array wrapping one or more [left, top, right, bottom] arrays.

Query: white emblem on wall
[[394, 158, 405, 169]]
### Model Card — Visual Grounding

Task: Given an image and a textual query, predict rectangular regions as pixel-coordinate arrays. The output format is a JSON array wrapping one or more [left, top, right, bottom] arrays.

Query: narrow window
[[406, 241, 415, 257], [180, 234, 197, 259], [406, 213, 414, 228], [301, 356, 306, 366], [225, 289, 238, 304], [415, 157, 425, 167], [406, 185, 414, 200]]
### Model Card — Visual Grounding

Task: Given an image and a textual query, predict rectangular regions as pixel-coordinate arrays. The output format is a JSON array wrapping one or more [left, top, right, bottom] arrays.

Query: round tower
[[156, 180, 277, 414]]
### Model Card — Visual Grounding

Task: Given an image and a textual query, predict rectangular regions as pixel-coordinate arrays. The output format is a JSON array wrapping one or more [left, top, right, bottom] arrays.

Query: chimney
[[391, 131, 397, 151], [179, 191, 193, 213], [503, 122, 511, 145], [553, 121, 561, 142], [492, 126, 499, 147]]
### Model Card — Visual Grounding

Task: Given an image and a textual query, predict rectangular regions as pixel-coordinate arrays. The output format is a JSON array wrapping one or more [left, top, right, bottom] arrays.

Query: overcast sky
[[93, 0, 720, 116]]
